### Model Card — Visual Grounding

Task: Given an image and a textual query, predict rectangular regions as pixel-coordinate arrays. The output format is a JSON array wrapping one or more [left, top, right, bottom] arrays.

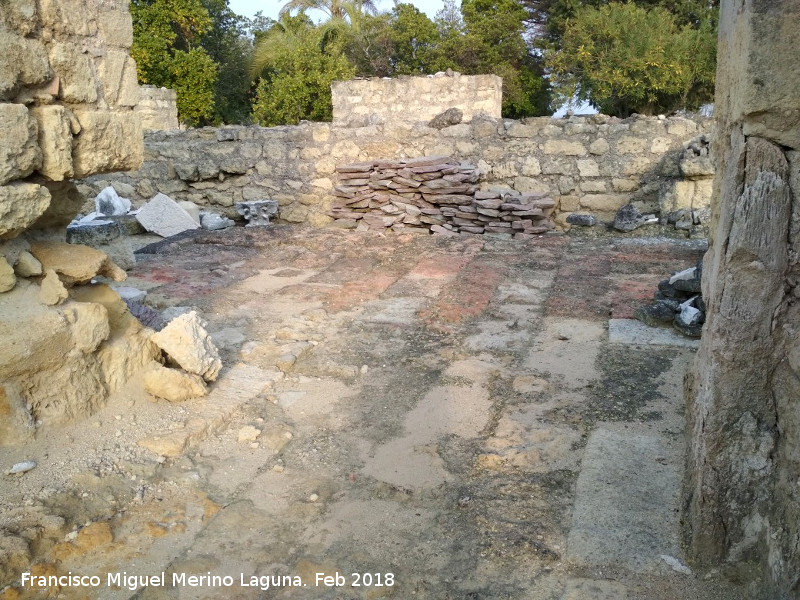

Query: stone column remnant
[[684, 0, 800, 596], [236, 200, 278, 226]]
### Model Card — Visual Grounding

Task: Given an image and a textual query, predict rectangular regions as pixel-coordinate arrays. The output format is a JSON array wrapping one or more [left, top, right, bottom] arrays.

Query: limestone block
[[612, 178, 640, 192], [541, 157, 575, 175], [0, 0, 38, 35], [580, 193, 631, 212], [62, 301, 110, 353], [30, 106, 73, 181], [14, 251, 42, 277], [621, 156, 652, 176], [72, 110, 143, 177], [0, 257, 16, 292], [650, 137, 673, 153], [520, 157, 541, 176], [660, 180, 695, 213], [665, 118, 697, 137], [615, 136, 647, 154], [30, 242, 126, 285], [39, 268, 68, 305], [513, 177, 550, 195], [0, 104, 41, 185], [97, 50, 139, 107], [178, 200, 201, 224], [0, 383, 34, 446], [558, 195, 580, 211], [48, 42, 97, 103], [580, 180, 607, 193], [588, 138, 610, 155], [679, 156, 715, 179], [577, 159, 600, 177], [0, 32, 51, 99], [0, 183, 51, 239], [151, 311, 222, 382], [144, 364, 207, 402], [135, 193, 199, 237], [38, 0, 97, 36], [97, 7, 134, 49], [543, 139, 587, 156]]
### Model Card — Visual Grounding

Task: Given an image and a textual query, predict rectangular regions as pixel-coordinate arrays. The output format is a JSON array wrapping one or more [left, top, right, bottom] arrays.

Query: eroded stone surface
[[151, 311, 222, 381]]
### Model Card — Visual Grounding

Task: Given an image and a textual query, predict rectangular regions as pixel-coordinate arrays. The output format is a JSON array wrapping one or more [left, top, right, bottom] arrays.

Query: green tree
[[434, 0, 550, 117], [389, 3, 439, 75], [546, 2, 716, 116], [278, 0, 377, 20], [131, 0, 218, 125], [250, 13, 355, 125], [199, 0, 254, 124]]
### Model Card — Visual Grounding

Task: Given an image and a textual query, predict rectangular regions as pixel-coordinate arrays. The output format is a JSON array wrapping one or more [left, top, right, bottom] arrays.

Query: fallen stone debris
[[328, 155, 556, 236], [634, 260, 705, 337]]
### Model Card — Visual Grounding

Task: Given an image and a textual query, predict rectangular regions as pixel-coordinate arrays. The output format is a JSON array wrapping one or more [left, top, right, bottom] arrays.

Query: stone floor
[[0, 227, 750, 599]]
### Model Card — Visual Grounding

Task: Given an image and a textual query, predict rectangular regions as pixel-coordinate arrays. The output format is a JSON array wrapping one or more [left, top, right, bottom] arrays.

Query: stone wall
[[685, 0, 800, 597], [136, 85, 179, 131], [331, 73, 503, 127], [84, 113, 713, 232], [0, 0, 158, 441], [0, 0, 143, 235]]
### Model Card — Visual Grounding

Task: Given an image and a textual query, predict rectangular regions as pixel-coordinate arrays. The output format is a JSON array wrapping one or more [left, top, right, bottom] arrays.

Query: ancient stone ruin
[[0, 0, 798, 596]]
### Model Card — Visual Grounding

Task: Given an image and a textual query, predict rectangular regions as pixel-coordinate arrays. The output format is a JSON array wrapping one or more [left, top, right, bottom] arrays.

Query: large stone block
[[0, 0, 39, 35], [0, 32, 51, 100], [98, 50, 139, 107], [135, 192, 200, 237], [0, 104, 41, 185], [38, 0, 98, 36], [48, 42, 98, 103], [543, 139, 587, 156], [0, 183, 51, 239], [31, 105, 73, 181], [72, 110, 143, 177], [579, 193, 630, 212], [97, 7, 134, 49], [151, 311, 221, 382]]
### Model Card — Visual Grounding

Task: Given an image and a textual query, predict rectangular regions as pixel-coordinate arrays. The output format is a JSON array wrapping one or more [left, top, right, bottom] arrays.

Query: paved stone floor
[[1, 227, 750, 599]]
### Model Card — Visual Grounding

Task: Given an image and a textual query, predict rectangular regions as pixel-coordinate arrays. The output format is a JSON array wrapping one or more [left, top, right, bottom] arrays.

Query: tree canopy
[[545, 2, 716, 116], [131, 0, 719, 126]]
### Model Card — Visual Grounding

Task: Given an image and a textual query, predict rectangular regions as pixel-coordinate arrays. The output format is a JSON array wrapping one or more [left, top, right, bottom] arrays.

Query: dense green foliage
[[131, 0, 218, 125], [250, 14, 355, 125], [132, 0, 719, 126], [546, 2, 716, 116]]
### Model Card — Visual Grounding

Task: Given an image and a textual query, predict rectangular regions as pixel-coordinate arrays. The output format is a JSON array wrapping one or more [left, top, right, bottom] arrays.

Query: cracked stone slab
[[566, 425, 682, 572], [608, 319, 700, 348]]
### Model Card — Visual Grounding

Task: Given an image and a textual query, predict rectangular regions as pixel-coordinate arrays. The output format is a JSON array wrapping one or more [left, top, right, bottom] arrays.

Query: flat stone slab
[[608, 318, 701, 348], [566, 426, 682, 572], [136, 193, 200, 238]]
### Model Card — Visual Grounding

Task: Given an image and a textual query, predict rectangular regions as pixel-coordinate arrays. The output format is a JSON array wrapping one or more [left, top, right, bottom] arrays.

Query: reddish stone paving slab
[[610, 276, 663, 319], [383, 253, 474, 299], [306, 257, 378, 285], [419, 255, 513, 327], [323, 271, 404, 313]]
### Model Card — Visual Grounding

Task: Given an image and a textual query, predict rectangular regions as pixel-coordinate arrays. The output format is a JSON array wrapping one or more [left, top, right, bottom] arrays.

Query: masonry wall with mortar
[[84, 112, 713, 232], [331, 73, 503, 127]]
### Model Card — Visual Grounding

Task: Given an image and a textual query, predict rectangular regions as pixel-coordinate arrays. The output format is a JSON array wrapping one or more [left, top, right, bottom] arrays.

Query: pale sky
[[230, 0, 447, 22]]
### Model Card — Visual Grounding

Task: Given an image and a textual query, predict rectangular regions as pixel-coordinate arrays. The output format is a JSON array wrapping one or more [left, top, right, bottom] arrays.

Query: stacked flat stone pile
[[328, 156, 556, 236]]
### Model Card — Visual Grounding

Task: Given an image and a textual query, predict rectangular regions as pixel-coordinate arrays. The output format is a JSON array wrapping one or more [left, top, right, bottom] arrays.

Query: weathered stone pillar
[[685, 0, 800, 596]]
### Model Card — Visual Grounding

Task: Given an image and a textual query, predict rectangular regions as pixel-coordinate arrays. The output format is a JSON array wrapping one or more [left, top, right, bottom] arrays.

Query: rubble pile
[[328, 156, 556, 236], [634, 260, 705, 337]]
